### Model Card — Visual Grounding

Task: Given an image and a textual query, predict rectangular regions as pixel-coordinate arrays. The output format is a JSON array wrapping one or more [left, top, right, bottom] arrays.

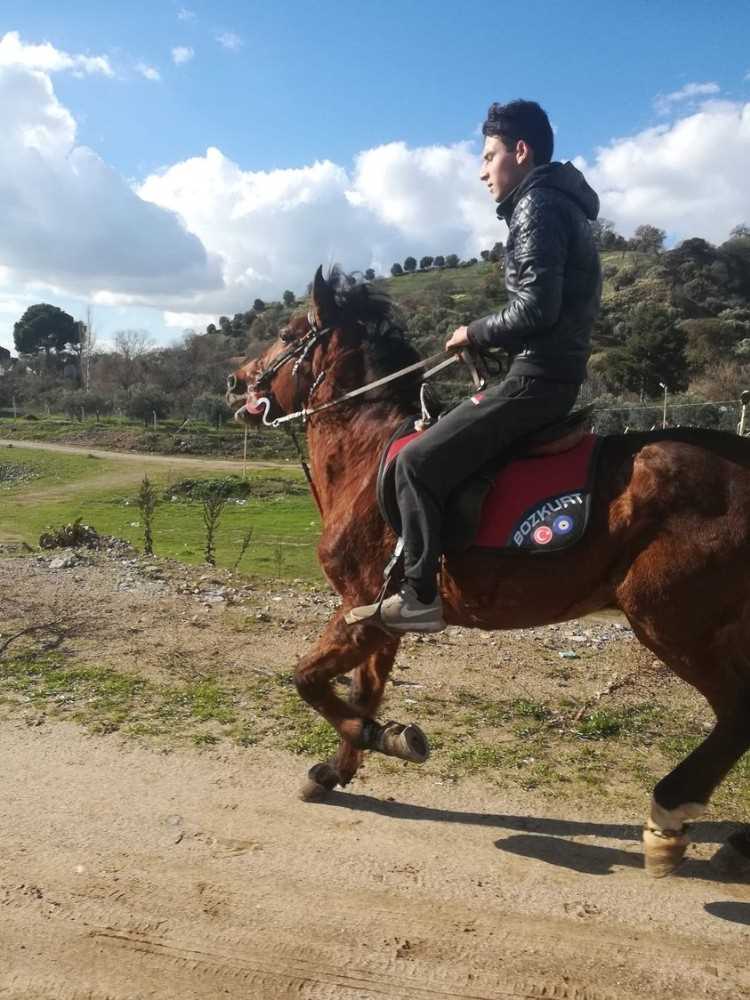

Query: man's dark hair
[[482, 100, 554, 165]]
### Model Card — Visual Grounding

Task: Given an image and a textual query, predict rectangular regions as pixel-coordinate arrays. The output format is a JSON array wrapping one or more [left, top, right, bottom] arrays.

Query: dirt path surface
[[2, 725, 749, 1000], [0, 438, 287, 472], [1, 554, 750, 999]]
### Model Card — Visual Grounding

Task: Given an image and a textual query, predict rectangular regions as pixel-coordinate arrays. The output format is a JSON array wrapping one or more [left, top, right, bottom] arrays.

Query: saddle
[[377, 404, 600, 553]]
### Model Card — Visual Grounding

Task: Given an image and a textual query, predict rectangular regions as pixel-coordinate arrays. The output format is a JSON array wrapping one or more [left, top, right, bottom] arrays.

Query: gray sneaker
[[346, 583, 445, 633]]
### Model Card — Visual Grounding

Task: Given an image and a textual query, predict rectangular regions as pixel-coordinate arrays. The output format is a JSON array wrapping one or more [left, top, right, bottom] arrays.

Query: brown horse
[[228, 266, 750, 878]]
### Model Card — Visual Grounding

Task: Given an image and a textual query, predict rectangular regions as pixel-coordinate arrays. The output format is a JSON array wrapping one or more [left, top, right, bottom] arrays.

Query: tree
[[480, 250, 491, 262], [59, 389, 111, 420], [630, 224, 666, 255], [419, 256, 434, 270], [600, 304, 688, 397], [13, 304, 80, 363], [590, 218, 627, 251], [253, 298, 266, 313], [390, 263, 404, 276], [433, 255, 445, 268], [125, 384, 170, 425], [681, 318, 738, 374], [364, 268, 375, 281], [445, 254, 460, 268], [190, 393, 231, 427], [282, 290, 296, 307], [109, 330, 153, 391], [403, 256, 417, 273], [0, 346, 10, 367]]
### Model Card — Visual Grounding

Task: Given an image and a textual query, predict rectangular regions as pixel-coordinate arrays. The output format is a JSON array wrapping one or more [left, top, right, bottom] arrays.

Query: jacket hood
[[497, 161, 600, 223]]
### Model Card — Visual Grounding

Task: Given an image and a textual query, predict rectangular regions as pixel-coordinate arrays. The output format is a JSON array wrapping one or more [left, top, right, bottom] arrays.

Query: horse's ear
[[311, 266, 337, 327]]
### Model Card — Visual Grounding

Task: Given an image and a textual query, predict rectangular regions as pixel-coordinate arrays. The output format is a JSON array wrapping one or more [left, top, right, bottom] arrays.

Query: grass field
[[0, 443, 322, 579]]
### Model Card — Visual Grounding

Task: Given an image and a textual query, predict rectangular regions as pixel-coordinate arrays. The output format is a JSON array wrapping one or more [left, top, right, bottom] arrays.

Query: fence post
[[739, 390, 750, 436]]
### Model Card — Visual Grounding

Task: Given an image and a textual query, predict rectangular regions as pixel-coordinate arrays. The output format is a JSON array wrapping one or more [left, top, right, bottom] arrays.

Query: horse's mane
[[326, 267, 421, 410]]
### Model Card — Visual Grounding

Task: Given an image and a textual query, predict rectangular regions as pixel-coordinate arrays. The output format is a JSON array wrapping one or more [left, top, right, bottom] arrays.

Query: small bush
[[39, 518, 99, 550], [0, 463, 38, 487], [165, 475, 307, 502]]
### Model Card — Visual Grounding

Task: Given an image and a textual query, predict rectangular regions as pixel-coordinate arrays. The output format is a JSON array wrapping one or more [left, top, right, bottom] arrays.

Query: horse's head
[[226, 265, 341, 426]]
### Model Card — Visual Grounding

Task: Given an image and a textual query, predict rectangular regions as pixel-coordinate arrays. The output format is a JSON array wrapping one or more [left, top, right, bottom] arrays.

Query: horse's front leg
[[295, 613, 430, 800]]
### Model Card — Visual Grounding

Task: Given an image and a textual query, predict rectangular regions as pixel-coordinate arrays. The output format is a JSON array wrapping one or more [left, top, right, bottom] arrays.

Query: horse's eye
[[280, 328, 295, 344]]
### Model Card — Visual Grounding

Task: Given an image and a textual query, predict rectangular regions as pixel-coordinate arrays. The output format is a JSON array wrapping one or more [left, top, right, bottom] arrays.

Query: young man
[[351, 99, 602, 633]]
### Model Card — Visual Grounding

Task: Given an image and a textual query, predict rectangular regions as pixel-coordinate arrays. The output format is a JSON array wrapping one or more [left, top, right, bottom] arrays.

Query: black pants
[[395, 375, 580, 596]]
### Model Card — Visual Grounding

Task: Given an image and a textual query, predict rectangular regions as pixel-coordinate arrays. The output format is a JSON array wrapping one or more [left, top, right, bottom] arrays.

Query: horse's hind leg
[[627, 621, 750, 877]]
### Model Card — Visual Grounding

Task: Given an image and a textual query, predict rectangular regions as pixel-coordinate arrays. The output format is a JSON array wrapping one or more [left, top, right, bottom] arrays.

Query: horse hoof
[[377, 721, 430, 763], [299, 762, 339, 802], [643, 825, 689, 878]]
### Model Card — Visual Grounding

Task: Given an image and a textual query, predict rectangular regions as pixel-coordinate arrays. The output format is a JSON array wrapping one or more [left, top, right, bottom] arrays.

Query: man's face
[[479, 135, 534, 203]]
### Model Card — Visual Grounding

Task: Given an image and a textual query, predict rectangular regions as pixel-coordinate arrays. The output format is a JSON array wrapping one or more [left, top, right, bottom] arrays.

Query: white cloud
[[0, 30, 112, 77], [172, 46, 194, 65], [0, 62, 223, 309], [2, 52, 749, 353], [136, 140, 494, 317], [164, 310, 217, 330], [136, 62, 161, 82], [177, 7, 196, 20], [216, 32, 242, 52], [577, 99, 750, 243], [654, 81, 720, 115]]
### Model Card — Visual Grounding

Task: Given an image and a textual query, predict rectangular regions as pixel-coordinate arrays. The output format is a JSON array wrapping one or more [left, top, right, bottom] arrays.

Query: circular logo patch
[[533, 525, 553, 545], [553, 515, 574, 535]]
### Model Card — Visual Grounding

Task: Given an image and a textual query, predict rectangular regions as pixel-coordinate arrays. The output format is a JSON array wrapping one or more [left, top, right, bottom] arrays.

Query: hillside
[[3, 237, 750, 446]]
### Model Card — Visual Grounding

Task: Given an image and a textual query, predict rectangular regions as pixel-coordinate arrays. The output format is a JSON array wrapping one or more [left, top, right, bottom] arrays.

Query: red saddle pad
[[384, 430, 599, 552]]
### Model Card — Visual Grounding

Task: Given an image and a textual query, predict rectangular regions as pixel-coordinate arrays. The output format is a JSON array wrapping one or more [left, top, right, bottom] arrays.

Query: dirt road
[[1, 551, 749, 999], [1, 721, 749, 1000], [0, 437, 288, 472]]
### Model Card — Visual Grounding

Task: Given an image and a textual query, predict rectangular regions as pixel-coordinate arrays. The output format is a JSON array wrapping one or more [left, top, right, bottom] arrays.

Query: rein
[[258, 350, 460, 428], [234, 312, 488, 510]]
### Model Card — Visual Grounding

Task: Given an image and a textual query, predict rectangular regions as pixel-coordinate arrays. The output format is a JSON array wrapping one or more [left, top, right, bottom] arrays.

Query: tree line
[[2, 221, 749, 431]]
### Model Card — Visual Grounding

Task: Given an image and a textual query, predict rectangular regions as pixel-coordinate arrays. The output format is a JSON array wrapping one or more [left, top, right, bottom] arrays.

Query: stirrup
[[343, 538, 404, 627]]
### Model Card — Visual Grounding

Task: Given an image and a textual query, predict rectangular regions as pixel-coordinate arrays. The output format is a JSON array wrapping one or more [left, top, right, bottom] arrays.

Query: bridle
[[253, 310, 332, 395]]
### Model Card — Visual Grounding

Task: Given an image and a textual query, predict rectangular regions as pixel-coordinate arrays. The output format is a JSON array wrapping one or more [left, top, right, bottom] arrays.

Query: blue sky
[[1, 1, 749, 352]]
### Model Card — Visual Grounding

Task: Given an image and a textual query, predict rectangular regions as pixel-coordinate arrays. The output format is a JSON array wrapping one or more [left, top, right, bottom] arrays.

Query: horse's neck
[[303, 331, 417, 518], [306, 406, 407, 518]]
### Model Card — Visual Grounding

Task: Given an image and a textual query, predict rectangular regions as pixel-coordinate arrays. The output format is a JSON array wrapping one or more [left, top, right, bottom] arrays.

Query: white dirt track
[[1, 721, 749, 1000]]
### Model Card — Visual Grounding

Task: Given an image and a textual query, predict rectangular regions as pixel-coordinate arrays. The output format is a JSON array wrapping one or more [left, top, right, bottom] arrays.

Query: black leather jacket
[[467, 161, 601, 383]]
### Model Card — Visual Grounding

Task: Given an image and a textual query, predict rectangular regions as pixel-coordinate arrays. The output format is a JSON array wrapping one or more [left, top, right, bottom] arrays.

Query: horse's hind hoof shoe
[[299, 762, 339, 802], [643, 825, 689, 878], [375, 721, 430, 763]]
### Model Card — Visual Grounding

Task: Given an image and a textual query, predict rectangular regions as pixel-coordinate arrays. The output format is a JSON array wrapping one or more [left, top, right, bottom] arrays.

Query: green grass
[[0, 443, 322, 579], [0, 650, 332, 753], [0, 443, 121, 491], [0, 415, 298, 460], [382, 262, 497, 304]]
